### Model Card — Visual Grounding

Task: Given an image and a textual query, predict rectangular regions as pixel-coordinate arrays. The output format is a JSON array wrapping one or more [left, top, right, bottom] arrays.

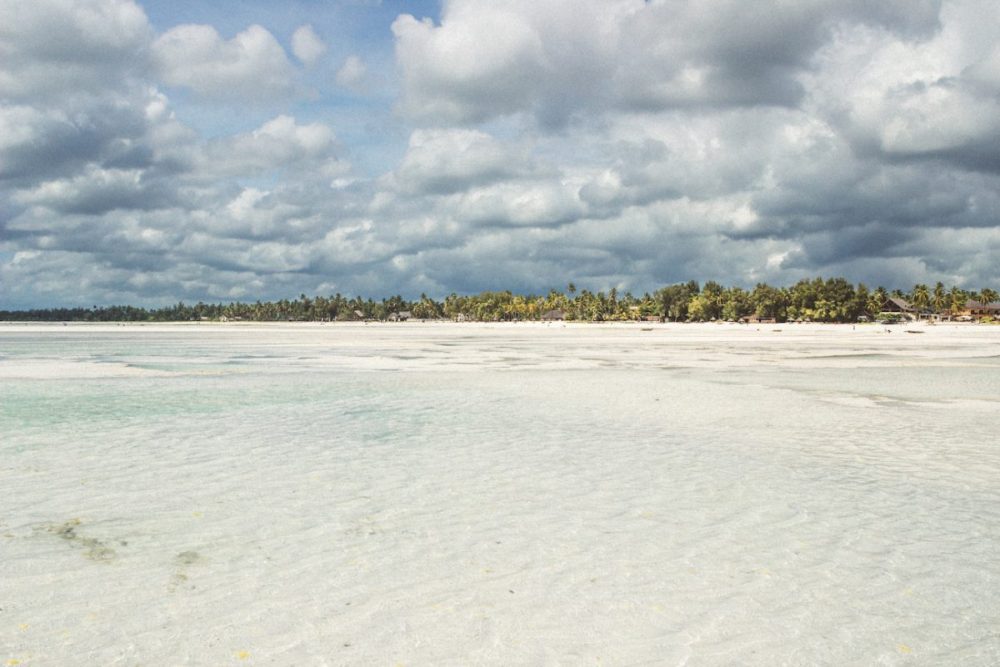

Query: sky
[[1, 0, 999, 308]]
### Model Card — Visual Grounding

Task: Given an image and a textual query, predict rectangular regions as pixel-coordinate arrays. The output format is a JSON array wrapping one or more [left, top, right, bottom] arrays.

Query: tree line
[[2, 278, 997, 324]]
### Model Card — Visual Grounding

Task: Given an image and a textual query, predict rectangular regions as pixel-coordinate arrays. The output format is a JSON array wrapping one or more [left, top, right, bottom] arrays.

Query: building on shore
[[879, 296, 937, 320], [881, 296, 915, 315], [958, 300, 1000, 320], [741, 313, 777, 324]]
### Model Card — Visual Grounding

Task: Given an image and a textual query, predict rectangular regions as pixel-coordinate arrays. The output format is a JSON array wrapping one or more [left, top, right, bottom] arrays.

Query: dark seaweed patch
[[48, 519, 117, 562]]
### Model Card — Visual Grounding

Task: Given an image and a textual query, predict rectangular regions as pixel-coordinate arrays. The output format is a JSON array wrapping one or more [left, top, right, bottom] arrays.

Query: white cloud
[[392, 0, 945, 126], [152, 24, 296, 101], [391, 5, 551, 123], [877, 82, 1000, 156], [806, 0, 1000, 171], [392, 128, 536, 195], [226, 187, 268, 220], [449, 181, 585, 227], [0, 0, 152, 101], [4, 0, 1000, 309], [0, 92, 160, 183], [335, 55, 367, 91], [11, 166, 158, 215], [291, 24, 326, 66], [198, 115, 345, 180]]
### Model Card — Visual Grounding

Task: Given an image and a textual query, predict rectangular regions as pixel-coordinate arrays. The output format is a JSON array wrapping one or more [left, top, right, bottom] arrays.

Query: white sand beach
[[2, 322, 999, 665]]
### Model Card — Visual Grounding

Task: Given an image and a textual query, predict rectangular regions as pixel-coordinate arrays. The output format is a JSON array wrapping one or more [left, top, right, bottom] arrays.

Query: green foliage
[[655, 281, 698, 321], [2, 277, 995, 323]]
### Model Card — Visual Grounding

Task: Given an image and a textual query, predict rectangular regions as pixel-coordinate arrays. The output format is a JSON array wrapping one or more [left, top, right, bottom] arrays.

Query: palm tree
[[910, 284, 930, 318], [947, 286, 967, 317], [932, 282, 946, 313], [869, 286, 889, 316]]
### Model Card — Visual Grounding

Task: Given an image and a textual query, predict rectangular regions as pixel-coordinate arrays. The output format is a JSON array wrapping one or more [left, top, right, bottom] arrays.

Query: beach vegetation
[[3, 278, 997, 324]]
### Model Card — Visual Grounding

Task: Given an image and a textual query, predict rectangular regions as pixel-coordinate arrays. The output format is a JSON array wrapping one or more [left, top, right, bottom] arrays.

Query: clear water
[[2, 323, 999, 665]]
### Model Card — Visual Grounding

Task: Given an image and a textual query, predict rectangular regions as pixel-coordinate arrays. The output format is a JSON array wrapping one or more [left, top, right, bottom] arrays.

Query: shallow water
[[2, 322, 999, 665]]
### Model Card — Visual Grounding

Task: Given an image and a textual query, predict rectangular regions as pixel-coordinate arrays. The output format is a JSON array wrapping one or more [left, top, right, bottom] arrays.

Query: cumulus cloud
[[392, 0, 944, 126], [11, 166, 171, 215], [198, 115, 345, 180], [291, 24, 326, 66], [152, 23, 296, 101], [442, 181, 585, 228], [391, 128, 538, 195], [803, 0, 1000, 173], [0, 0, 179, 234], [335, 55, 367, 91], [0, 0, 359, 306], [3, 0, 1000, 309], [0, 0, 151, 101], [873, 80, 1000, 171]]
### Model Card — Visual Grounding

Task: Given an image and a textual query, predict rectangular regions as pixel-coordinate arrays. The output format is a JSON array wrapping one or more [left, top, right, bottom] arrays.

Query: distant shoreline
[[1, 319, 994, 332]]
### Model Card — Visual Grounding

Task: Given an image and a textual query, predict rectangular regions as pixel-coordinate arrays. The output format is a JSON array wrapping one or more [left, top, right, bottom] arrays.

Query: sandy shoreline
[[0, 318, 993, 328], [2, 319, 998, 382]]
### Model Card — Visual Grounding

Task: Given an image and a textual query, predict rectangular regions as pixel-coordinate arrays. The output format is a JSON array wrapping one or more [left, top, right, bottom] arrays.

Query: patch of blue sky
[[142, 0, 440, 52], [141, 0, 439, 176]]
